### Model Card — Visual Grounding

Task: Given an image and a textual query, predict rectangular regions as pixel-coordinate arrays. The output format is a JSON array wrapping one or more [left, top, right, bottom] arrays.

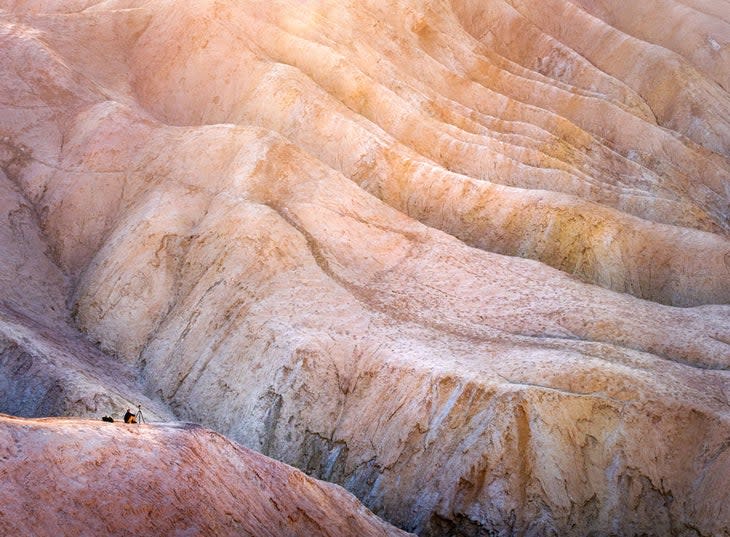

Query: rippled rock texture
[[1, 1, 729, 536]]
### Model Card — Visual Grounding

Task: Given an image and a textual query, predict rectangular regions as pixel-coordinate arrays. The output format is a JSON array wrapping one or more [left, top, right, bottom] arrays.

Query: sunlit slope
[[0, 415, 412, 537], [1, 1, 729, 536]]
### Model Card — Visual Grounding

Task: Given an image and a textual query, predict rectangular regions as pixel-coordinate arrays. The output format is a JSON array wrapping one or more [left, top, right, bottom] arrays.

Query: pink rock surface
[[0, 414, 412, 537]]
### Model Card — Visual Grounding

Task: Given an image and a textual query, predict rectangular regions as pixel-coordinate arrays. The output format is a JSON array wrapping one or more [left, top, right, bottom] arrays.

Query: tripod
[[136, 404, 145, 424]]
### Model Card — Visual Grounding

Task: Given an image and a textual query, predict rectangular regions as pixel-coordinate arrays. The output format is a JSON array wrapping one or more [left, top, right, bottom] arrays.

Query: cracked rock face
[[0, 1, 729, 536], [0, 415, 412, 537]]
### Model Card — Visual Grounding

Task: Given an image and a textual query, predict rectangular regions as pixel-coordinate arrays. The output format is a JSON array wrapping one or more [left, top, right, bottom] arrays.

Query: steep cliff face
[[0, 415, 412, 537], [0, 1, 729, 536]]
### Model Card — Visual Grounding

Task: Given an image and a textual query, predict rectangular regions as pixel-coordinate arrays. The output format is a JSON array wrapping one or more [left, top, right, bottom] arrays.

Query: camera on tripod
[[136, 404, 145, 424]]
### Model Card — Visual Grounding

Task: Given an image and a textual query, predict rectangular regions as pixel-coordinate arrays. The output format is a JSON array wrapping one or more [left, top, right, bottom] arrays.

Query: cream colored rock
[[0, 415, 412, 537], [0, 1, 729, 537], [7, 0, 729, 305], [0, 157, 170, 420]]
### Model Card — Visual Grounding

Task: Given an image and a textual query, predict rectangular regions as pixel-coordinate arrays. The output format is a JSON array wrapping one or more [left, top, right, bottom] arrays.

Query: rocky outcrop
[[0, 1, 728, 536], [0, 414, 411, 537]]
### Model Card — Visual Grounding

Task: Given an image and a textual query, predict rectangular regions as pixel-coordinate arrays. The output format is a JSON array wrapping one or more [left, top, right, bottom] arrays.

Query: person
[[123, 408, 137, 424]]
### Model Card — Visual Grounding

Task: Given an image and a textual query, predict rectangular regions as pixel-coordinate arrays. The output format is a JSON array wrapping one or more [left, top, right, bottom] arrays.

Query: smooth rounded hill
[[0, 414, 412, 537]]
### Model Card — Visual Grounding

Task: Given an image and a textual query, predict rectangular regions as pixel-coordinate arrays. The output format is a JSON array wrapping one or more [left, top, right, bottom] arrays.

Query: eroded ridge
[[0, 1, 729, 536]]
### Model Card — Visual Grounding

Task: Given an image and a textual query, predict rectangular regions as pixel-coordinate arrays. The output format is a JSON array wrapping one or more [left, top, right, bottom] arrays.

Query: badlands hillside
[[0, 0, 729, 536], [0, 415, 411, 536]]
